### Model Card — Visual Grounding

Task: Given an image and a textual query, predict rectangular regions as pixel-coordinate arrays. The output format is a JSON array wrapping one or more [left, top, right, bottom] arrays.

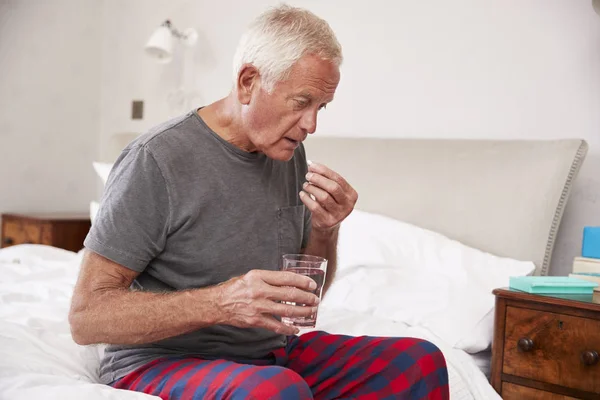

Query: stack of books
[[567, 227, 600, 292], [509, 227, 600, 294], [569, 257, 600, 293]]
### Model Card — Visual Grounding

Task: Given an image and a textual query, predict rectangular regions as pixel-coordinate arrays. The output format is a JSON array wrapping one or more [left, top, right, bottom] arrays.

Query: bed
[[0, 135, 588, 400]]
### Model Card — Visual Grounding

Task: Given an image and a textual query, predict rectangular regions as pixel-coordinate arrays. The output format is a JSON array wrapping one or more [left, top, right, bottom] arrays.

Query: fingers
[[305, 162, 358, 206], [222, 271, 321, 336], [302, 182, 338, 211], [299, 191, 334, 229], [245, 300, 316, 335], [248, 270, 317, 291], [307, 162, 347, 189], [301, 161, 358, 232], [305, 171, 345, 203], [241, 270, 319, 304], [255, 299, 317, 318], [268, 285, 320, 305], [250, 314, 300, 335]]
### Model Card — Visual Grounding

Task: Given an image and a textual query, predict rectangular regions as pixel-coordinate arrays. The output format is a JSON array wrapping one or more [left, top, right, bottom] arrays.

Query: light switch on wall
[[131, 100, 144, 119]]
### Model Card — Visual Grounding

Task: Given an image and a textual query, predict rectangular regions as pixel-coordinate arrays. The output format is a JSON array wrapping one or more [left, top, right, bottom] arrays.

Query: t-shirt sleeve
[[84, 145, 171, 272]]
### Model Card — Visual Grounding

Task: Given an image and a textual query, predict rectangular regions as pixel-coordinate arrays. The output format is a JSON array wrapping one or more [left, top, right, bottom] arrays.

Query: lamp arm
[[161, 20, 194, 41]]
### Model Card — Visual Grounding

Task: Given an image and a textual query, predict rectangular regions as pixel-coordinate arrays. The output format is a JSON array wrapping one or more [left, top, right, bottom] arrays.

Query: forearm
[[303, 227, 339, 296], [69, 286, 219, 346]]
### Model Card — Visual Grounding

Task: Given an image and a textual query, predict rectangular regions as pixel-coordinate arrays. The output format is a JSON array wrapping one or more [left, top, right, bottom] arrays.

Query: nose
[[299, 109, 318, 135]]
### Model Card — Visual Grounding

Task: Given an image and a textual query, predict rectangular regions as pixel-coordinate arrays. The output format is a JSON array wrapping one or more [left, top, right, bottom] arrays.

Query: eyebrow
[[290, 92, 334, 104], [286, 92, 309, 101]]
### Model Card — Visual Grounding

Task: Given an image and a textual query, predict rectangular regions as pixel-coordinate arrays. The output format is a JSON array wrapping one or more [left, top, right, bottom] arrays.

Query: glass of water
[[280, 254, 328, 328]]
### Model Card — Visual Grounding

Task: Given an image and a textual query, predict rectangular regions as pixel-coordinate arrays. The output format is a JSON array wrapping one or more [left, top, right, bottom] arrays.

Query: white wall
[[100, 0, 600, 275], [0, 0, 102, 214]]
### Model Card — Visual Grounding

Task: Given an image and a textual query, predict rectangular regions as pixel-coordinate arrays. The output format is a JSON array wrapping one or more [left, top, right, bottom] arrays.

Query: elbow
[[68, 296, 97, 345], [68, 310, 93, 345]]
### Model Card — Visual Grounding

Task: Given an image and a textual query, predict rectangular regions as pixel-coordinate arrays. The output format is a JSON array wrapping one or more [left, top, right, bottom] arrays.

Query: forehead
[[283, 55, 340, 98]]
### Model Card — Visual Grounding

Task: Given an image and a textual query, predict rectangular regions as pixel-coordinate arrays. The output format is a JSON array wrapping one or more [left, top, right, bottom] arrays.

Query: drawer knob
[[517, 338, 534, 352], [3, 237, 14, 245], [581, 350, 599, 366]]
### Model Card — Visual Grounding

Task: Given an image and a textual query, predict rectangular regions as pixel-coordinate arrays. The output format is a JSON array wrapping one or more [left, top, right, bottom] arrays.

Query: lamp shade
[[145, 25, 173, 63]]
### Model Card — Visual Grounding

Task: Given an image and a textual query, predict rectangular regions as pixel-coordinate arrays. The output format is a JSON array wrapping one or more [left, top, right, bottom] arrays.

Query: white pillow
[[89, 201, 100, 225], [92, 162, 113, 186], [325, 209, 534, 353], [91, 163, 113, 223]]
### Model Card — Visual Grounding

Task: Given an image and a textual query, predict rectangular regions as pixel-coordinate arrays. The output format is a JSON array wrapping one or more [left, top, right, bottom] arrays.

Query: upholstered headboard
[[303, 138, 588, 276], [107, 133, 587, 276]]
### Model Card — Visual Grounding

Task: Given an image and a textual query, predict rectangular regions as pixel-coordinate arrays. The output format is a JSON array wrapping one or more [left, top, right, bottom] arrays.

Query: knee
[[399, 339, 449, 398], [414, 339, 447, 366], [399, 338, 448, 372], [236, 366, 312, 400], [421, 340, 448, 376]]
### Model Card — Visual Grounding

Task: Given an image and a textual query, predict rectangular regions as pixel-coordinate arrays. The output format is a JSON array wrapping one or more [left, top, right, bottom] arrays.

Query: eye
[[294, 99, 309, 109], [318, 104, 327, 111]]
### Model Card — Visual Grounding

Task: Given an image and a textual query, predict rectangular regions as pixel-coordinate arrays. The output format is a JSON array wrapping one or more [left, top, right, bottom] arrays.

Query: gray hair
[[232, 4, 343, 93]]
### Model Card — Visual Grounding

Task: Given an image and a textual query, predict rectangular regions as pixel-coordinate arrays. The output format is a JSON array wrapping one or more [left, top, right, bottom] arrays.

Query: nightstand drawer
[[1, 213, 90, 252], [503, 306, 600, 394], [1, 219, 52, 247], [502, 382, 579, 399]]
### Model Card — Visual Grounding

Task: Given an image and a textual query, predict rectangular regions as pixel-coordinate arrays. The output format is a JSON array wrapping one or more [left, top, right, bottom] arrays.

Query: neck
[[198, 95, 257, 152]]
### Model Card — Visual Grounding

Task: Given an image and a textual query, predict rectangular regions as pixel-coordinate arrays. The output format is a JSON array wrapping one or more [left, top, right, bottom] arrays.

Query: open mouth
[[285, 138, 299, 146]]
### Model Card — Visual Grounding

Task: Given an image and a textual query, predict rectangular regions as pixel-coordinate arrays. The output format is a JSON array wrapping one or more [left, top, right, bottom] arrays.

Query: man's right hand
[[214, 269, 320, 335]]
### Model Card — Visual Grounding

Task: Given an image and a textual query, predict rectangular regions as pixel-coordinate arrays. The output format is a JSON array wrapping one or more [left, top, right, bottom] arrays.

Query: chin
[[264, 148, 295, 162]]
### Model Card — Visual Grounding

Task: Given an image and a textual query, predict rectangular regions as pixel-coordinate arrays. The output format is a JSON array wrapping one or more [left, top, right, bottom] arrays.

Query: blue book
[[509, 276, 598, 294], [582, 226, 600, 259]]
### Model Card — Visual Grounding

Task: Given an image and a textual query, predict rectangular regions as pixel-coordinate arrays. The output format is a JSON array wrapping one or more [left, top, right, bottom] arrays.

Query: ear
[[236, 64, 260, 105]]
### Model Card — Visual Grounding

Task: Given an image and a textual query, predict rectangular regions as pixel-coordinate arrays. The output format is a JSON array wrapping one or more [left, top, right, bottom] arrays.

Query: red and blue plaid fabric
[[111, 331, 449, 399]]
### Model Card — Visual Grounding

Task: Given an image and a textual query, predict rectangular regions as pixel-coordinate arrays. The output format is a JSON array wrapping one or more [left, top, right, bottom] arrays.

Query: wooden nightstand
[[1, 213, 91, 253], [491, 288, 600, 399]]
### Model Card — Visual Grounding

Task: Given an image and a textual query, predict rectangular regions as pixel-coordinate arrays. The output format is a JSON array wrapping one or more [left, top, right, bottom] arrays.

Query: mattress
[[0, 244, 501, 400]]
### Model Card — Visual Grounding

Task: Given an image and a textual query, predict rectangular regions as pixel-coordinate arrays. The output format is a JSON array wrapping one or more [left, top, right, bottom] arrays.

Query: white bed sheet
[[469, 351, 492, 381], [311, 308, 499, 400], [0, 245, 499, 400]]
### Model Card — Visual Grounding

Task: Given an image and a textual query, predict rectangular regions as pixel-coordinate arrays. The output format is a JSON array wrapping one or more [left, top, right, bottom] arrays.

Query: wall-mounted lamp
[[145, 20, 198, 64]]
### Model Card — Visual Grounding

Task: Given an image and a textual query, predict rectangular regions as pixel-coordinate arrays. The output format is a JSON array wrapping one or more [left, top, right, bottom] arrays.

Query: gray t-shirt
[[84, 109, 311, 384]]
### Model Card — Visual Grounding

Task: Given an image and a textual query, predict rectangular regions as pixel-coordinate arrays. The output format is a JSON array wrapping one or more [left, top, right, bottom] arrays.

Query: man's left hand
[[300, 162, 358, 235]]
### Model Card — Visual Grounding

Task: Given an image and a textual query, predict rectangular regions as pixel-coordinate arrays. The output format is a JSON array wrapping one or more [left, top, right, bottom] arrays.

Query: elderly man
[[69, 5, 449, 400]]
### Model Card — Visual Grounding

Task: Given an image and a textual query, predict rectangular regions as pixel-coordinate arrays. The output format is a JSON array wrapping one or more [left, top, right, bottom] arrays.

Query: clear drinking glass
[[280, 254, 328, 328]]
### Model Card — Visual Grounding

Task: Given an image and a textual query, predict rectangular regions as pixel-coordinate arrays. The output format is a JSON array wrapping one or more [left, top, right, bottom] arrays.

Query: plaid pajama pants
[[110, 331, 449, 399]]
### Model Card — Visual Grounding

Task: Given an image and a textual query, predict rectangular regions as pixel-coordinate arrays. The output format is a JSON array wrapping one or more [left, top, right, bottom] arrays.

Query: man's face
[[240, 54, 340, 161]]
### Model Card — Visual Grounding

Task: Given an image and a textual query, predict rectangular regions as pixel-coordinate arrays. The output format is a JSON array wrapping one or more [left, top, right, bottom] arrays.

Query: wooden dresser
[[1, 213, 91, 253], [491, 288, 600, 399]]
